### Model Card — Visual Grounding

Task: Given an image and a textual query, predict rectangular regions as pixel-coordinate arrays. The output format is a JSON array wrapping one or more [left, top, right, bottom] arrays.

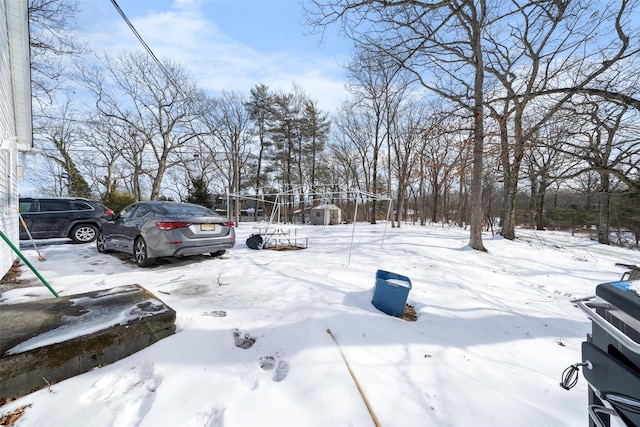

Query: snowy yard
[[1, 222, 637, 426]]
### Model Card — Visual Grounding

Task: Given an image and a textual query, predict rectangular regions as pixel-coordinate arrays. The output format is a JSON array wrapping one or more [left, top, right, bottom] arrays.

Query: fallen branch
[[326, 328, 380, 427]]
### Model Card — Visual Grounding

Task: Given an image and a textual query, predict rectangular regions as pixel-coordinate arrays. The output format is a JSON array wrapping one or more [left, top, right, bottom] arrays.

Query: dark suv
[[19, 197, 114, 243]]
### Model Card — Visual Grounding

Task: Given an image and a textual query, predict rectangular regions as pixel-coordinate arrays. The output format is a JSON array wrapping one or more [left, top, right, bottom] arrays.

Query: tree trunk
[[457, 168, 465, 227], [501, 171, 519, 239], [500, 109, 527, 240], [528, 175, 537, 229], [535, 177, 548, 231], [598, 172, 611, 245], [371, 145, 379, 225], [150, 157, 167, 201], [431, 175, 439, 223], [468, 16, 486, 252]]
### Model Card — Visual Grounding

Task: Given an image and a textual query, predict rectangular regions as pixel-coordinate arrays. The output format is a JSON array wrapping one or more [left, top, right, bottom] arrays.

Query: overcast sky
[[75, 0, 351, 112]]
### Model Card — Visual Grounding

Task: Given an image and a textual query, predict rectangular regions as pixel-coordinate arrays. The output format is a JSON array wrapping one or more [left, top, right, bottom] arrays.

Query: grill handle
[[573, 297, 640, 356], [588, 405, 617, 427]]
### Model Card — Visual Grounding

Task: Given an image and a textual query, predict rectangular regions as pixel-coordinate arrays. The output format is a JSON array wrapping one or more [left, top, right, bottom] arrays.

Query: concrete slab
[[0, 284, 176, 399]]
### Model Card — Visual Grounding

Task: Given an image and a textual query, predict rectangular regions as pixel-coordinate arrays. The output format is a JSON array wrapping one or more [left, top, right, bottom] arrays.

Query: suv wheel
[[134, 237, 154, 267], [70, 224, 98, 243]]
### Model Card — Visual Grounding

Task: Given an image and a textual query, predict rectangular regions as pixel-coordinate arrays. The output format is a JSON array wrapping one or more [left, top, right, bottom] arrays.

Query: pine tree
[[49, 133, 92, 198], [185, 177, 213, 208]]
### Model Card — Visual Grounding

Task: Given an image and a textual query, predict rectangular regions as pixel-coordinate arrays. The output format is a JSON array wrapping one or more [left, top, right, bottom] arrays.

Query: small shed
[[310, 204, 341, 225]]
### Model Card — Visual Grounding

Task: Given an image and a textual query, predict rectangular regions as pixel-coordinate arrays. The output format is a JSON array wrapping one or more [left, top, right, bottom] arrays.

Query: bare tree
[[77, 51, 209, 200], [327, 129, 365, 199], [28, 0, 86, 106], [423, 114, 471, 225], [32, 92, 91, 197], [389, 100, 427, 227], [554, 99, 640, 243], [306, 0, 491, 250], [332, 101, 379, 221], [344, 48, 407, 224], [78, 113, 125, 198], [521, 121, 578, 231], [484, 0, 639, 240], [207, 91, 254, 224]]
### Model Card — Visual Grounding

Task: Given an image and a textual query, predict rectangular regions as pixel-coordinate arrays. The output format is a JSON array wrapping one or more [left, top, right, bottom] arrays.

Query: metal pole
[[234, 141, 240, 226], [381, 198, 392, 249], [348, 191, 359, 266], [19, 213, 45, 261], [0, 229, 58, 297]]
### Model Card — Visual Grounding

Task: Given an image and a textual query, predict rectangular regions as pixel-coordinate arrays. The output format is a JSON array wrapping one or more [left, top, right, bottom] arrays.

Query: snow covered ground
[[1, 222, 637, 426]]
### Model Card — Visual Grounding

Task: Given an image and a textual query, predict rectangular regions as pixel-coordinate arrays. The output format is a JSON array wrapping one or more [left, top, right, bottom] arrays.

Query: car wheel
[[209, 250, 226, 258], [134, 237, 154, 267], [96, 232, 111, 253], [70, 224, 98, 243]]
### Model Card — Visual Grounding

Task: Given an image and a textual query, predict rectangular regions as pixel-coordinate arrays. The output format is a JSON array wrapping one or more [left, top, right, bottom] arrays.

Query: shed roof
[[311, 204, 341, 210]]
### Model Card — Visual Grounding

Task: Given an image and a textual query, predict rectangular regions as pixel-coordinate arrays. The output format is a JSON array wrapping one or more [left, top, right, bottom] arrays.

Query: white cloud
[[79, 0, 348, 112]]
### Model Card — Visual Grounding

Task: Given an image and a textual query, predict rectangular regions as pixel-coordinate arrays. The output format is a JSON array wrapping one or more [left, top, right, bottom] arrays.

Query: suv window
[[73, 202, 94, 211], [19, 200, 34, 213], [39, 200, 73, 212]]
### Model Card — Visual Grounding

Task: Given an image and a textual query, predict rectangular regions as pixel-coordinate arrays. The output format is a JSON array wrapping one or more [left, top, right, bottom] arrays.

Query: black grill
[[574, 277, 640, 427]]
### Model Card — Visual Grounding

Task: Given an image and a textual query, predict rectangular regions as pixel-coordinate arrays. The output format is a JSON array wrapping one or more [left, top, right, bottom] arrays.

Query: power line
[[109, 0, 181, 90]]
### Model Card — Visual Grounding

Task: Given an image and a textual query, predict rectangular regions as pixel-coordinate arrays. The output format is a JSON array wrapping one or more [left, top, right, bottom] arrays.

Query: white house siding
[[0, 0, 30, 276]]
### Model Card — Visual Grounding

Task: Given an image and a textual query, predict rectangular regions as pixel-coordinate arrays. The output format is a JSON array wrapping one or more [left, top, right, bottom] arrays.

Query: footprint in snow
[[80, 360, 160, 425], [203, 310, 227, 317], [273, 360, 290, 382], [258, 356, 275, 370], [258, 356, 289, 382], [233, 328, 256, 349], [185, 407, 225, 427]]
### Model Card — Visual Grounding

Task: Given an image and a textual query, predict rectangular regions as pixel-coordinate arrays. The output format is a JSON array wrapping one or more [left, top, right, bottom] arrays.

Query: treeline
[[26, 0, 640, 248]]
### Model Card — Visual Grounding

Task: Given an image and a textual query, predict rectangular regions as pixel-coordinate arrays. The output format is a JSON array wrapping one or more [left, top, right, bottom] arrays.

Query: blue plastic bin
[[372, 269, 412, 317]]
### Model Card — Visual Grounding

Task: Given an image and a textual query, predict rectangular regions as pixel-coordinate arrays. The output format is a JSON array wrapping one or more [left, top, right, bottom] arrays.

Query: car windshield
[[162, 203, 218, 216]]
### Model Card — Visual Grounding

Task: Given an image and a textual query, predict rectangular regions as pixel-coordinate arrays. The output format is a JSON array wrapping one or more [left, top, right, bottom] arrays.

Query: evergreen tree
[[612, 192, 640, 245], [266, 90, 303, 221], [186, 177, 213, 208], [48, 133, 92, 198], [301, 99, 330, 194], [246, 84, 273, 221], [67, 165, 92, 198], [101, 190, 135, 214]]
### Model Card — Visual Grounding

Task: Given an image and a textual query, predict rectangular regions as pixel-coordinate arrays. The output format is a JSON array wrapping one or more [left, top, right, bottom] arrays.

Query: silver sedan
[[97, 201, 235, 266]]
